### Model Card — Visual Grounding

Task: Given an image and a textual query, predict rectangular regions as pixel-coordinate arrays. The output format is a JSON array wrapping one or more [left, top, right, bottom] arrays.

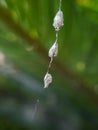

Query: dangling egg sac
[[48, 42, 58, 58], [44, 73, 52, 88], [53, 10, 64, 31]]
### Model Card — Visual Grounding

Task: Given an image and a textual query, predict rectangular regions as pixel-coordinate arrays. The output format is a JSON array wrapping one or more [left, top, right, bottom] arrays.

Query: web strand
[[59, 0, 62, 10]]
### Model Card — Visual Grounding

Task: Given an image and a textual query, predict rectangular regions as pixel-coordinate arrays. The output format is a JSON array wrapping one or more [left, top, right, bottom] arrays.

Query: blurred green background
[[0, 0, 98, 130]]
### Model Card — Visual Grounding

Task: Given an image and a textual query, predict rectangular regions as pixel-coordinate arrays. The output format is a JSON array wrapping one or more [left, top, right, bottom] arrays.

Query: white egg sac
[[44, 73, 52, 88], [48, 42, 58, 58], [53, 10, 64, 31]]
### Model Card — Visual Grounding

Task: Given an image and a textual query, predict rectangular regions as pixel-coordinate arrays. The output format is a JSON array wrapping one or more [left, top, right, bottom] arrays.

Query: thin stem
[[32, 99, 39, 119], [46, 57, 53, 74], [56, 31, 58, 42], [59, 0, 62, 10]]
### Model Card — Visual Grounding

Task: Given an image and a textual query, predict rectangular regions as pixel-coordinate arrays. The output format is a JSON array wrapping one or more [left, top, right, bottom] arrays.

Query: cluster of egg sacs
[[44, 9, 64, 88]]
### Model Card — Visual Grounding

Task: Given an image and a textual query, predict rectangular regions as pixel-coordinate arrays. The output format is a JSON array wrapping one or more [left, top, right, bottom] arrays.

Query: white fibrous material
[[44, 73, 52, 88], [53, 10, 64, 31], [48, 42, 58, 58]]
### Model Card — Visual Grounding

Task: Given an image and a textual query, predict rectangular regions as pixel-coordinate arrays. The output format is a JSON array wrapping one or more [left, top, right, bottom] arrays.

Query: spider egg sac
[[48, 42, 58, 58], [44, 73, 52, 88], [53, 10, 64, 31]]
